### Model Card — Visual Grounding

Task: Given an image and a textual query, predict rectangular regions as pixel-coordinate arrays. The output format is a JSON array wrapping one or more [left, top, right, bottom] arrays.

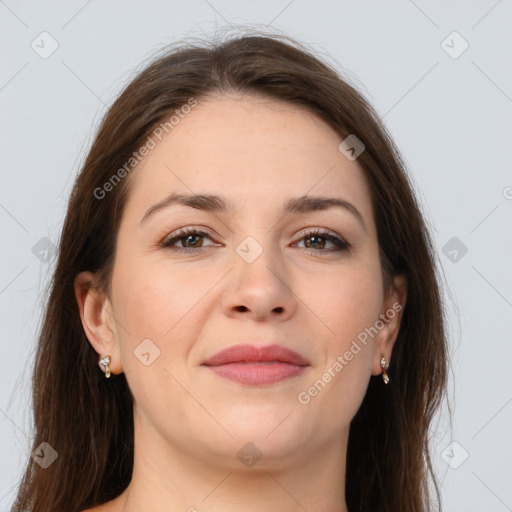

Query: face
[[77, 94, 406, 470]]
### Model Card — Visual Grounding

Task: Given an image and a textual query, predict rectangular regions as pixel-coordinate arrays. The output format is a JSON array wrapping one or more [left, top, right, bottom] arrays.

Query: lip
[[201, 344, 310, 385]]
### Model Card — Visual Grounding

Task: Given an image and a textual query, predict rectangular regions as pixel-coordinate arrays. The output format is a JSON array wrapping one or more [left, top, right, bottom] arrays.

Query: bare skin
[[76, 93, 407, 512]]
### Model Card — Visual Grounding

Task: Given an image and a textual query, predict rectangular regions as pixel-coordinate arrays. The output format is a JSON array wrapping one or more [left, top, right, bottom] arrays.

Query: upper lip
[[202, 344, 310, 366]]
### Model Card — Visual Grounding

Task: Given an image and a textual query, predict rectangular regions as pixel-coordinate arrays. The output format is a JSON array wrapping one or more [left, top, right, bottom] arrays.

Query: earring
[[98, 354, 112, 378], [380, 356, 389, 384]]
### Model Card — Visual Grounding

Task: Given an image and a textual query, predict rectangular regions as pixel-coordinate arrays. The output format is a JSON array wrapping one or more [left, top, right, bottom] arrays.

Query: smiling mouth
[[201, 343, 310, 385], [203, 361, 308, 385]]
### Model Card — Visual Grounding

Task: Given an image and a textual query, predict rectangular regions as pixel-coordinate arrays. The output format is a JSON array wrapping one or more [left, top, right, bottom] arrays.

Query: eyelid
[[292, 228, 351, 252], [293, 227, 349, 244], [160, 226, 218, 247], [160, 225, 351, 254]]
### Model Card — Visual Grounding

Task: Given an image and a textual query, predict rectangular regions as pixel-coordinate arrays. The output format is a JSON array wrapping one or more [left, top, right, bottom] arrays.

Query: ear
[[74, 270, 123, 375], [371, 273, 407, 376]]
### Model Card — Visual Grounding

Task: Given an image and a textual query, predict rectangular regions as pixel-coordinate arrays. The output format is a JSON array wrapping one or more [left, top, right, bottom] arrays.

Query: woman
[[12, 32, 450, 512]]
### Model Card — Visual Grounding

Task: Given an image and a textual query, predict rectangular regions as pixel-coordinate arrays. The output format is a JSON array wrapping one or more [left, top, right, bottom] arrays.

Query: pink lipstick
[[201, 344, 310, 385]]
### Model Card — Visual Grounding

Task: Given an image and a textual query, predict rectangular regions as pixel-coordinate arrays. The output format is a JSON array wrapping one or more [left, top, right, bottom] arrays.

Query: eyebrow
[[140, 192, 367, 232]]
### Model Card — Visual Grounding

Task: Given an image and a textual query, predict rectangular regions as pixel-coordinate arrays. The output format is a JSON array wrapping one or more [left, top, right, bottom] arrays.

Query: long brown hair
[[12, 30, 451, 512]]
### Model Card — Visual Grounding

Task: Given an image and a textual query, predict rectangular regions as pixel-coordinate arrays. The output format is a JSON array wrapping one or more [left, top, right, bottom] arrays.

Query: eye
[[293, 229, 351, 255], [160, 228, 217, 253], [160, 227, 351, 256]]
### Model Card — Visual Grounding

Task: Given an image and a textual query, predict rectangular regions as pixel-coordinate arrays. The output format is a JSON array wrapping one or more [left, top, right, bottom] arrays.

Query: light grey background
[[1, 1, 511, 510]]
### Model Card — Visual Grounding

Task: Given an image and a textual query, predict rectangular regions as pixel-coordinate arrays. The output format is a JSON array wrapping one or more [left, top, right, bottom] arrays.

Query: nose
[[220, 244, 297, 323]]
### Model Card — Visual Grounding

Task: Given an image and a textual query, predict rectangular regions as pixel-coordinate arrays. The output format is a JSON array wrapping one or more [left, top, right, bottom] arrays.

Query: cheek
[[336, 279, 382, 336], [114, 252, 191, 326], [309, 262, 383, 344], [111, 255, 219, 364], [299, 262, 382, 411], [110, 260, 206, 418]]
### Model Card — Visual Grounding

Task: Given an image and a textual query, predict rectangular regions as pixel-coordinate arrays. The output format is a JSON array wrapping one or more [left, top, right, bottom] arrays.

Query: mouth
[[201, 344, 310, 385]]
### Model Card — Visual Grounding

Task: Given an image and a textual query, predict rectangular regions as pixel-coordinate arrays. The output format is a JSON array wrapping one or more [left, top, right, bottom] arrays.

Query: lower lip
[[204, 362, 308, 385]]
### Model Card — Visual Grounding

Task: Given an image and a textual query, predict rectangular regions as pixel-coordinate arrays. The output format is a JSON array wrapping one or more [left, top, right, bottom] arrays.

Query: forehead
[[124, 95, 374, 227]]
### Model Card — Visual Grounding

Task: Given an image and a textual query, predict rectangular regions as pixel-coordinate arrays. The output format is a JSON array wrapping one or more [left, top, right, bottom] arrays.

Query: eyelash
[[160, 227, 351, 256]]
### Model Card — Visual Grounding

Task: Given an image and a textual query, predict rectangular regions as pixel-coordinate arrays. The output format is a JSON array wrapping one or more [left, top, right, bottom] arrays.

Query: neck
[[112, 410, 350, 512]]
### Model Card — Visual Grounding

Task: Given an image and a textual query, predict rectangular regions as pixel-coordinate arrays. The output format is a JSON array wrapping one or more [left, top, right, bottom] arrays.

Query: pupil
[[185, 234, 200, 247], [306, 235, 325, 249]]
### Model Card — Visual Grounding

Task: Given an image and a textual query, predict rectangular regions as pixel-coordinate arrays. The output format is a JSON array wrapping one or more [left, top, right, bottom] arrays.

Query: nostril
[[235, 305, 248, 312], [273, 307, 284, 313]]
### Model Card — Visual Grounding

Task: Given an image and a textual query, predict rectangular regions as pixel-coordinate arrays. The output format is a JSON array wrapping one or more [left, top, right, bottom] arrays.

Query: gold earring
[[380, 356, 389, 384], [99, 354, 112, 378]]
